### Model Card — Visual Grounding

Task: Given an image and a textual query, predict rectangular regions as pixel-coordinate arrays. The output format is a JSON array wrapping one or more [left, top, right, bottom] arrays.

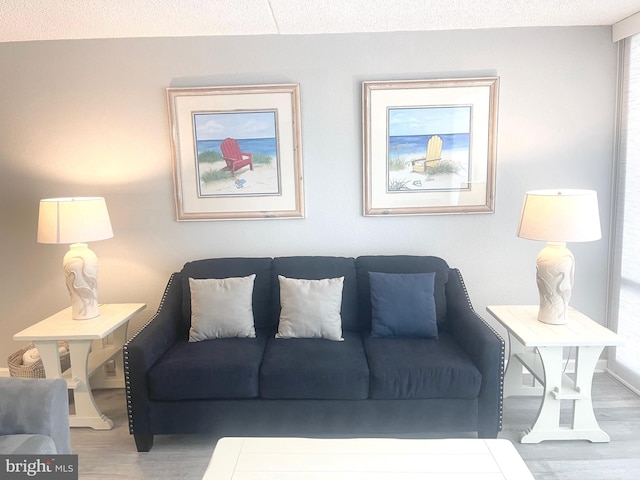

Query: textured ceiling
[[1, 0, 640, 43]]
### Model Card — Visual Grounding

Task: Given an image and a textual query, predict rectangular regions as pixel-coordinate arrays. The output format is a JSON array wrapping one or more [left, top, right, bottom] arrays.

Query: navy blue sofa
[[124, 256, 504, 452]]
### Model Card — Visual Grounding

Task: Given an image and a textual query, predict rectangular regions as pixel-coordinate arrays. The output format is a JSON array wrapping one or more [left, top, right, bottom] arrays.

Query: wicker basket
[[7, 342, 71, 379]]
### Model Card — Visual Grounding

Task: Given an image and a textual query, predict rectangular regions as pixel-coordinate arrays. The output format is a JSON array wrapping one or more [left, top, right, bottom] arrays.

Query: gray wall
[[0, 27, 616, 366]]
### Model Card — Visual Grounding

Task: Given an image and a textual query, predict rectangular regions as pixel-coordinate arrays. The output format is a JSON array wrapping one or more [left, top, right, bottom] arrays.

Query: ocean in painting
[[197, 137, 278, 158], [388, 133, 470, 160]]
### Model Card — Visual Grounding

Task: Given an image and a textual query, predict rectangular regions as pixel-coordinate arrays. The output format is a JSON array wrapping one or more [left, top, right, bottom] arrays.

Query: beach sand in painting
[[388, 148, 470, 192], [198, 160, 279, 196]]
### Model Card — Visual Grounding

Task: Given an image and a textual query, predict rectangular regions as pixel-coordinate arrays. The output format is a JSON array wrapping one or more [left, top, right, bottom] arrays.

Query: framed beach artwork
[[362, 77, 499, 216], [167, 84, 304, 220]]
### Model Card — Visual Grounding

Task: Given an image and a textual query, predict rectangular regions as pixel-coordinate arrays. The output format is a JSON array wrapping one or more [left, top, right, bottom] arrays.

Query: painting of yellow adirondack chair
[[411, 135, 443, 172], [387, 106, 471, 192]]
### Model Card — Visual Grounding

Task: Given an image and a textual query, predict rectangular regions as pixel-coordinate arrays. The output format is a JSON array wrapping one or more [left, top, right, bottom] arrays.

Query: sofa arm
[[0, 377, 71, 454], [446, 268, 505, 438], [123, 272, 184, 450]]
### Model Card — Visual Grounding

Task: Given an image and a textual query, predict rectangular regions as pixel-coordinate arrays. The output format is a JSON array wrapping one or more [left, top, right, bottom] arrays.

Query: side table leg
[[88, 323, 128, 389], [504, 335, 543, 397], [571, 345, 610, 442], [110, 323, 128, 383], [503, 335, 524, 397], [521, 346, 563, 443], [68, 339, 114, 430], [34, 341, 62, 379]]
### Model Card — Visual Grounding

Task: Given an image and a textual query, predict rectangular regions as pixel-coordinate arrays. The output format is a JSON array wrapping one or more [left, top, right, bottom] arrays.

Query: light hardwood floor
[[72, 373, 640, 479]]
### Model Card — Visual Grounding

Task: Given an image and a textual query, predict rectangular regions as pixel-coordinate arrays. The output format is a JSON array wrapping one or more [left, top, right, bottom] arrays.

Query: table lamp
[[517, 189, 601, 325], [37, 197, 114, 320]]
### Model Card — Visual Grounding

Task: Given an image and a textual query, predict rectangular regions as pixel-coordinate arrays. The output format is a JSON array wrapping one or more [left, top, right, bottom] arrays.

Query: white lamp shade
[[37, 197, 114, 244], [517, 189, 601, 243]]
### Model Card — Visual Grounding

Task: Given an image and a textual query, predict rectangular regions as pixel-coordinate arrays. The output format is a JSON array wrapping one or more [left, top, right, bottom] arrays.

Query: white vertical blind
[[609, 35, 640, 393]]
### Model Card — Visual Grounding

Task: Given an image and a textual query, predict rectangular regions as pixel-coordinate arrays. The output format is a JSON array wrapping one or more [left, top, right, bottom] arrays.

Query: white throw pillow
[[276, 275, 344, 341], [188, 275, 256, 342]]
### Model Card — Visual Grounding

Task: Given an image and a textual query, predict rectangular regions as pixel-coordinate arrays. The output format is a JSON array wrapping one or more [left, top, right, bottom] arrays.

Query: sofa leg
[[134, 433, 154, 452], [478, 427, 499, 439]]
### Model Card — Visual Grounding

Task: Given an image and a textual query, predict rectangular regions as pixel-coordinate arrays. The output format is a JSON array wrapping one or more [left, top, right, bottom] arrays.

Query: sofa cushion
[[188, 275, 256, 341], [357, 256, 450, 331], [272, 257, 359, 331], [148, 331, 269, 400], [369, 272, 438, 339], [276, 275, 344, 341], [364, 333, 482, 399], [180, 257, 274, 331], [0, 434, 57, 454], [260, 331, 369, 399]]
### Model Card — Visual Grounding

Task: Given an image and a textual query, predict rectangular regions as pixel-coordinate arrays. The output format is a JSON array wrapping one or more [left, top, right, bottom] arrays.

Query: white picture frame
[[363, 77, 499, 216], [167, 84, 304, 220]]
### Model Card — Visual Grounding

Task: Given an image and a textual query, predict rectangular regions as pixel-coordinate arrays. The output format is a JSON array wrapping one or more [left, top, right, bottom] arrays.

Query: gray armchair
[[0, 377, 72, 454]]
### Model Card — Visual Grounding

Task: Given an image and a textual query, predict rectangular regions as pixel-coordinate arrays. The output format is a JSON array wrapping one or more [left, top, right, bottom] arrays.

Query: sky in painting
[[388, 106, 471, 136], [194, 111, 276, 140]]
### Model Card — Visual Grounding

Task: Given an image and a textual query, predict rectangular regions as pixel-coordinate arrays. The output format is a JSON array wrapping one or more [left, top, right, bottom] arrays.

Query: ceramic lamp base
[[535, 242, 575, 325], [63, 243, 99, 320]]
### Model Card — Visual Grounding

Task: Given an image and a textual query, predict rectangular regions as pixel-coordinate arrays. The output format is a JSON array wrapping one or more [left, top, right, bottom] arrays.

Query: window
[[609, 35, 640, 393]]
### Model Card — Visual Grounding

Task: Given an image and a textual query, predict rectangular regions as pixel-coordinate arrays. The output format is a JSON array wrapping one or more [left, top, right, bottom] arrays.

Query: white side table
[[13, 303, 146, 430], [487, 305, 623, 443]]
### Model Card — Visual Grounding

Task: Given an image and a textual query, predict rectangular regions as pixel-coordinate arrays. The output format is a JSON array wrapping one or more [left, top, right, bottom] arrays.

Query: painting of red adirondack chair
[[220, 138, 254, 176], [193, 111, 280, 197]]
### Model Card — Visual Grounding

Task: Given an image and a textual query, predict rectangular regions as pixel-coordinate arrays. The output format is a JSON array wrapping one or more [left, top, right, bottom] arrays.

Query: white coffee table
[[203, 437, 534, 479]]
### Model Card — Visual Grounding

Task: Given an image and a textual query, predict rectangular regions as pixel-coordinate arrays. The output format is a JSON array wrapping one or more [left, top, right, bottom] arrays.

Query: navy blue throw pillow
[[369, 272, 438, 339]]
